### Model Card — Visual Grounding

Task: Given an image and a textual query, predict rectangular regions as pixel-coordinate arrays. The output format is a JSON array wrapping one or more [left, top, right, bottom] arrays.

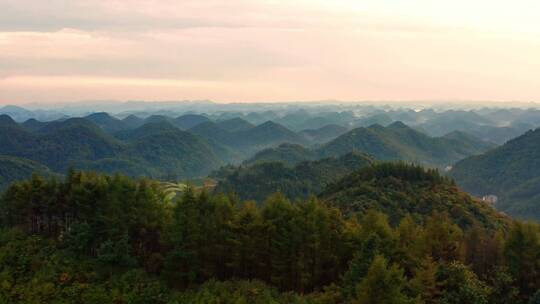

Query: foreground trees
[[0, 168, 539, 303]]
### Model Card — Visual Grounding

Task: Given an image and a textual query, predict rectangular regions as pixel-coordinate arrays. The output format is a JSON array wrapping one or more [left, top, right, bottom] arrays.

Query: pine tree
[[353, 255, 415, 304]]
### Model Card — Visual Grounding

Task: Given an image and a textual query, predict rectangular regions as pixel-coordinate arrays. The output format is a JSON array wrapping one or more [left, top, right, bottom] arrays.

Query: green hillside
[[318, 122, 494, 168], [0, 156, 56, 189], [214, 152, 373, 201], [1, 167, 537, 303], [320, 162, 507, 229], [0, 116, 225, 179], [244, 143, 317, 166], [299, 124, 349, 143], [450, 127, 540, 220]]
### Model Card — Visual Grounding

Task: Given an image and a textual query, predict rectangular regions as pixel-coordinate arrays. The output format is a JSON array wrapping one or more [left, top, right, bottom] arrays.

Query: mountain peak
[[0, 114, 17, 126], [387, 121, 408, 129]]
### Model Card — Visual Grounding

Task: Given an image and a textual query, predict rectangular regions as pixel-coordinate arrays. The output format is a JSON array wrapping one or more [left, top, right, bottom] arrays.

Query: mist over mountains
[[2, 101, 540, 302], [2, 101, 540, 222]]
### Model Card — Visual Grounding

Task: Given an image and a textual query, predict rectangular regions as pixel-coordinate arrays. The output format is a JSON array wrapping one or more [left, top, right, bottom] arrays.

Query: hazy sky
[[1, 0, 539, 104]]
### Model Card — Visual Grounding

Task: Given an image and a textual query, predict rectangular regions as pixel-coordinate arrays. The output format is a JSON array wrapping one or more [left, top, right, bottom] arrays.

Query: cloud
[[0, 0, 540, 103]]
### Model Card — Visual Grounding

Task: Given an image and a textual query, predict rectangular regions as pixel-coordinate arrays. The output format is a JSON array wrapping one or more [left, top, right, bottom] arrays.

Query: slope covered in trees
[[0, 169, 538, 303], [299, 124, 349, 143], [247, 122, 495, 168], [0, 156, 56, 189], [320, 162, 507, 229], [450, 127, 540, 221], [213, 152, 373, 201], [318, 122, 494, 168], [244, 143, 317, 166], [0, 116, 224, 179]]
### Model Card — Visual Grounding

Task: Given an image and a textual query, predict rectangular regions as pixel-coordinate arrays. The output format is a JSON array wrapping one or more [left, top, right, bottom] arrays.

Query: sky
[[0, 0, 539, 104]]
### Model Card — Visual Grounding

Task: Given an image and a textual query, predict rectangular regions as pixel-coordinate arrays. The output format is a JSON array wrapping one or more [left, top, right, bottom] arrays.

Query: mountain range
[[247, 122, 495, 168], [450, 127, 540, 220]]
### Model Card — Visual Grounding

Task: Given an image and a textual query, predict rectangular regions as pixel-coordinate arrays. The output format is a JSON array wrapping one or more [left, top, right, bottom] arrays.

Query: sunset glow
[[1, 0, 539, 103]]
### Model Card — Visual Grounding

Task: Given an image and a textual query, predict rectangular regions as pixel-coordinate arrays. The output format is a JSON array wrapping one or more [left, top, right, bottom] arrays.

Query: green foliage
[[450, 127, 540, 220], [318, 122, 494, 168], [0, 168, 537, 303], [244, 143, 318, 166], [320, 162, 507, 229], [503, 222, 540, 299], [0, 155, 57, 190], [214, 152, 373, 202], [438, 262, 491, 304], [353, 255, 415, 304], [0, 116, 225, 180]]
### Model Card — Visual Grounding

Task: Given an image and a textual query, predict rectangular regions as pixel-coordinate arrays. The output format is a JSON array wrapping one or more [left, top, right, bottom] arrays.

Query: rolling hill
[[243, 143, 317, 166], [450, 127, 540, 220], [0, 156, 56, 190], [174, 114, 210, 129], [299, 124, 349, 143], [213, 152, 373, 201], [318, 122, 494, 168], [85, 112, 128, 133], [320, 162, 507, 229], [0, 115, 225, 179]]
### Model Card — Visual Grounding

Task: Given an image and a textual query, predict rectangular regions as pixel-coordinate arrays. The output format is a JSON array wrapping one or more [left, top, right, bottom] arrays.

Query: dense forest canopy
[[0, 165, 538, 303], [450, 127, 540, 221]]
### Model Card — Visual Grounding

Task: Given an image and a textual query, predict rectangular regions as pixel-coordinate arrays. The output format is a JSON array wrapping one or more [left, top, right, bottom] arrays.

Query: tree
[[504, 222, 540, 299], [164, 187, 202, 287], [409, 257, 440, 304], [353, 255, 415, 304], [438, 262, 491, 304], [488, 267, 520, 304], [342, 233, 381, 299]]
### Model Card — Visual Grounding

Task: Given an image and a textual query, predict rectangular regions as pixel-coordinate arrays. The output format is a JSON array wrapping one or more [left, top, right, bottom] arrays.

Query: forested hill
[[318, 122, 495, 168], [1, 167, 538, 303], [0, 156, 57, 189], [0, 115, 224, 181], [450, 127, 540, 221], [320, 162, 507, 229], [213, 152, 374, 201], [245, 122, 495, 168]]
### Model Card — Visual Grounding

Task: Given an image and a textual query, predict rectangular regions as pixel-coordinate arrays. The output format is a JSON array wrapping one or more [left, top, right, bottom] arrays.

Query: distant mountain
[[0, 105, 65, 122], [189, 121, 235, 145], [244, 143, 317, 166], [0, 156, 56, 190], [122, 115, 145, 129], [450, 127, 540, 220], [174, 114, 210, 130], [213, 152, 373, 202], [0, 115, 227, 179], [125, 129, 222, 178], [144, 115, 174, 125], [0, 116, 122, 171], [32, 118, 123, 171], [355, 113, 394, 127], [21, 118, 49, 132], [0, 115, 39, 155], [216, 117, 254, 132], [235, 121, 308, 151], [114, 121, 179, 140], [244, 111, 279, 124], [320, 162, 507, 229], [0, 105, 34, 122], [441, 131, 496, 157], [190, 120, 308, 156], [318, 121, 494, 168], [85, 112, 128, 133], [300, 124, 348, 143], [412, 109, 528, 144]]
